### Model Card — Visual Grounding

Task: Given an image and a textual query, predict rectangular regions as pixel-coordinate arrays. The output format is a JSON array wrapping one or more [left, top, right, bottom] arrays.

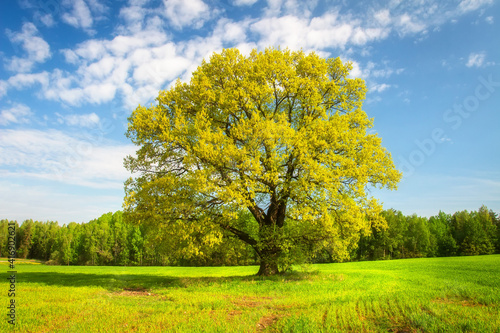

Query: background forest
[[2, 206, 499, 267]]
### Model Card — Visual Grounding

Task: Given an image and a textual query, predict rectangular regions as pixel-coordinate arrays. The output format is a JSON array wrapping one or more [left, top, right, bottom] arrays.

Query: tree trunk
[[257, 259, 280, 276], [255, 245, 282, 276]]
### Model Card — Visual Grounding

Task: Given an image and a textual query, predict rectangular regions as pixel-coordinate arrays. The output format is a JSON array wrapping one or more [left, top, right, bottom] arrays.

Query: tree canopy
[[123, 47, 401, 275]]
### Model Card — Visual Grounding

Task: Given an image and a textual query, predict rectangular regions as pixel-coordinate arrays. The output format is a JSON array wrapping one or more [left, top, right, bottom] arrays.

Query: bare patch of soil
[[116, 287, 154, 296], [231, 296, 274, 308], [227, 310, 243, 321], [256, 314, 281, 332], [432, 297, 486, 307]]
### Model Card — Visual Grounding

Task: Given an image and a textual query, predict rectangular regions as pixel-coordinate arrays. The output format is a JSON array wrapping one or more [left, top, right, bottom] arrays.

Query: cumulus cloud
[[7, 72, 50, 89], [163, 0, 211, 29], [46, 28, 180, 106], [261, 0, 319, 17], [374, 9, 392, 26], [251, 9, 393, 51], [5, 22, 51, 73], [38, 13, 55, 27], [0, 81, 7, 98], [133, 54, 191, 84], [119, 0, 150, 33], [396, 13, 426, 35], [0, 72, 50, 100], [466, 52, 486, 67], [0, 104, 33, 126], [233, 0, 259, 6], [2, 0, 496, 110], [458, 0, 494, 13], [370, 83, 391, 93], [40, 70, 118, 106], [62, 0, 94, 29], [61, 0, 108, 32], [213, 18, 250, 44]]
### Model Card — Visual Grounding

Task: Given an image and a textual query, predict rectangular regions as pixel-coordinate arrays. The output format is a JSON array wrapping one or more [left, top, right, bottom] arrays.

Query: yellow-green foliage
[[124, 47, 401, 271]]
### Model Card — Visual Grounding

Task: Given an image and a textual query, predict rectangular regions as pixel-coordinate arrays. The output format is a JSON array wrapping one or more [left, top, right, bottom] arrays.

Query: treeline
[[355, 205, 500, 260], [1, 206, 499, 266], [0, 211, 257, 266]]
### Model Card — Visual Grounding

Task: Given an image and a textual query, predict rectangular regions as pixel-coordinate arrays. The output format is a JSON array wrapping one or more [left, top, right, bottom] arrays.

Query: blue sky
[[0, 0, 499, 224]]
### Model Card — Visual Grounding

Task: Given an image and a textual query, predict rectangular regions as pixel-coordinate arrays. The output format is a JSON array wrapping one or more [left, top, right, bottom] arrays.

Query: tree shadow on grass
[[19, 271, 181, 290], [18, 268, 321, 291]]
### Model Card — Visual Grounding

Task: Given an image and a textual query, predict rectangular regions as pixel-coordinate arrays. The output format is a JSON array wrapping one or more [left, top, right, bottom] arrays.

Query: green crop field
[[1, 255, 500, 332]]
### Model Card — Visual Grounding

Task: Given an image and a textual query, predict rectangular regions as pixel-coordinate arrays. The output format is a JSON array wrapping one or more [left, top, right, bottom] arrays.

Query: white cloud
[[48, 27, 179, 106], [251, 11, 392, 51], [108, 31, 168, 56], [56, 112, 100, 127], [5, 22, 51, 73], [0, 180, 123, 224], [51, 30, 193, 106], [262, 0, 318, 17], [396, 13, 426, 35], [61, 0, 108, 33], [41, 71, 118, 106], [347, 60, 403, 94], [374, 9, 391, 26], [2, 0, 495, 111], [0, 72, 50, 101], [233, 0, 259, 6], [485, 16, 494, 24], [7, 72, 50, 90], [62, 40, 105, 63], [63, 30, 168, 64], [86, 0, 107, 14], [348, 61, 400, 80], [466, 52, 486, 67], [309, 13, 354, 48], [163, 0, 211, 29], [0, 129, 135, 189], [0, 81, 7, 98], [351, 27, 389, 45], [263, 0, 283, 16], [62, 0, 94, 29], [133, 50, 191, 84], [283, 0, 318, 17], [119, 1, 150, 33], [214, 18, 250, 44], [458, 0, 494, 13], [84, 83, 118, 104], [251, 15, 309, 49], [370, 83, 391, 93], [0, 104, 33, 126], [38, 13, 55, 27]]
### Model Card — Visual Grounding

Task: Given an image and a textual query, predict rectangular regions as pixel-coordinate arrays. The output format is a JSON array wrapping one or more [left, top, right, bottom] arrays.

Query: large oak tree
[[124, 47, 401, 275]]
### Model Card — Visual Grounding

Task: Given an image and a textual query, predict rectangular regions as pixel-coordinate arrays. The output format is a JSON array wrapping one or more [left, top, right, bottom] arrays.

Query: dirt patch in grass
[[227, 310, 243, 321], [231, 296, 275, 308], [256, 314, 281, 332], [115, 287, 155, 296], [267, 303, 294, 311], [374, 315, 419, 333], [432, 297, 486, 308]]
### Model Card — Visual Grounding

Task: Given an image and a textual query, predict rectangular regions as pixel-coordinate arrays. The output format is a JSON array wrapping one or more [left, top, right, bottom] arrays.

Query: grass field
[[1, 255, 500, 332]]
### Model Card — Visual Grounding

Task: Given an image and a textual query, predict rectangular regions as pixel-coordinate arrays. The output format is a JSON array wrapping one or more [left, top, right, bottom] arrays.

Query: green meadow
[[2, 255, 500, 332]]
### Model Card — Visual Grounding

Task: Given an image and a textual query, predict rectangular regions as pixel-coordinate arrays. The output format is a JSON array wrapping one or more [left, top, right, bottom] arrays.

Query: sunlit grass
[[1, 255, 499, 332]]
